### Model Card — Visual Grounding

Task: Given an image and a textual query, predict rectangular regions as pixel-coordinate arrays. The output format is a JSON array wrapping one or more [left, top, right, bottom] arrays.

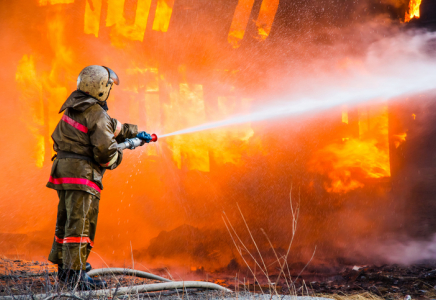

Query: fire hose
[[86, 268, 171, 282], [0, 268, 232, 300], [86, 268, 231, 294], [80, 268, 232, 296]]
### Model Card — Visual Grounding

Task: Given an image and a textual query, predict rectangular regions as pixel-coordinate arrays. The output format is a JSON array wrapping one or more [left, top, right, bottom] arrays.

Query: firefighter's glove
[[137, 131, 152, 143]]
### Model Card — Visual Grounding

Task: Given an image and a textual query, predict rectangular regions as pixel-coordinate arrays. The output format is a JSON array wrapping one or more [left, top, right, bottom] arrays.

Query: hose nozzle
[[137, 131, 158, 143]]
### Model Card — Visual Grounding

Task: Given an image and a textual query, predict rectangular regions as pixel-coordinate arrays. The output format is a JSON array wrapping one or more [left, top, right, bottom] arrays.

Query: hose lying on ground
[[0, 268, 232, 300], [84, 281, 232, 296], [0, 281, 231, 300], [87, 268, 172, 282]]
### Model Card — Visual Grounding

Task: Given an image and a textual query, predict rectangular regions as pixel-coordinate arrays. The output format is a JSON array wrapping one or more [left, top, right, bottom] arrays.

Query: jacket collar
[[59, 90, 100, 113]]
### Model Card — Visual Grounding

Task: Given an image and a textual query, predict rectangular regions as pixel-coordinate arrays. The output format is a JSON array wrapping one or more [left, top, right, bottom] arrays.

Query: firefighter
[[47, 65, 152, 289]]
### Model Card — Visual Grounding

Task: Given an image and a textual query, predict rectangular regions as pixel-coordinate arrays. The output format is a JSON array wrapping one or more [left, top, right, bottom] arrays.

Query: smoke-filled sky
[[0, 0, 435, 275]]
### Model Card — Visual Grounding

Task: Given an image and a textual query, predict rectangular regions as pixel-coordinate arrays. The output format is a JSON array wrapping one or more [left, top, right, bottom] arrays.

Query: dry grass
[[317, 292, 386, 300], [222, 185, 310, 298]]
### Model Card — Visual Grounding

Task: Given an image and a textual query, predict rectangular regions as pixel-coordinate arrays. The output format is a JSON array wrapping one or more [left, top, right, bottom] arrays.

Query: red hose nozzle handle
[[151, 134, 158, 142]]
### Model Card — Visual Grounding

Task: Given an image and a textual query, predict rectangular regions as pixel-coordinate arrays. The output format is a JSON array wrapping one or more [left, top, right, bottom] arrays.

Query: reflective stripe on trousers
[[48, 190, 99, 270]]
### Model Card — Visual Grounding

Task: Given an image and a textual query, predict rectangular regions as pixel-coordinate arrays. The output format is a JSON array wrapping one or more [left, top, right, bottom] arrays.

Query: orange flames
[[152, 0, 175, 32], [405, 0, 422, 22], [228, 0, 279, 48], [256, 0, 280, 41], [15, 55, 45, 168], [393, 132, 407, 148], [309, 104, 391, 193], [107, 0, 152, 46], [0, 0, 418, 271], [39, 0, 74, 5], [83, 0, 173, 40], [164, 81, 256, 171], [309, 138, 391, 193]]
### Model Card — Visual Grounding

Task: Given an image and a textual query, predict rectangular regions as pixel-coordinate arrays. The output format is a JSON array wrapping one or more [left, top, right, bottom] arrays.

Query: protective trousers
[[48, 190, 99, 270]]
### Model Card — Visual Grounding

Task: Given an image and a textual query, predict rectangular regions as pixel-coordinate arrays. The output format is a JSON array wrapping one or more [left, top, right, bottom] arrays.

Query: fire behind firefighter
[[46, 65, 152, 289]]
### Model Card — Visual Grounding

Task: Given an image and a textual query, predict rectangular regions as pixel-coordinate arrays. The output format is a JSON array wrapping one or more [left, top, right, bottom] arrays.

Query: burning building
[[1, 0, 436, 275]]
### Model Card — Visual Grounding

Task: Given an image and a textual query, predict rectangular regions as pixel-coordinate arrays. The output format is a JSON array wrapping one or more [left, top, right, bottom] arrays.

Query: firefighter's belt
[[56, 150, 96, 164], [55, 151, 106, 175]]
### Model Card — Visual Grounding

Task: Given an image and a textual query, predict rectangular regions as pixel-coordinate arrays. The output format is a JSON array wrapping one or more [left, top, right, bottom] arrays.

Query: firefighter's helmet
[[77, 65, 120, 102]]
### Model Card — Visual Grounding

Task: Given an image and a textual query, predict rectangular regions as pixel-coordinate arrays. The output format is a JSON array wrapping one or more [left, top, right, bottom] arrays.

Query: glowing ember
[[405, 0, 422, 22]]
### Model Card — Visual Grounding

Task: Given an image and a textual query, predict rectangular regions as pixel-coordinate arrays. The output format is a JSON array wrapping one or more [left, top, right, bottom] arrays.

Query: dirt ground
[[1, 258, 435, 299]]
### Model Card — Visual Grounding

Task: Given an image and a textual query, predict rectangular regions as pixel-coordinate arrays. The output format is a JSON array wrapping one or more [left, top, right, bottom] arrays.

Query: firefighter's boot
[[62, 269, 107, 290], [57, 264, 67, 283], [81, 272, 107, 290], [58, 264, 93, 283]]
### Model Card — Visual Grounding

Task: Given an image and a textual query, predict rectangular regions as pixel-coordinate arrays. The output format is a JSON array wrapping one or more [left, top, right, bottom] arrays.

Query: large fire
[[0, 0, 434, 274]]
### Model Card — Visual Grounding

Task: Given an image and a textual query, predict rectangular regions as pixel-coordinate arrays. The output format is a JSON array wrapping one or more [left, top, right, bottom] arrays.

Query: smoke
[[379, 234, 436, 265]]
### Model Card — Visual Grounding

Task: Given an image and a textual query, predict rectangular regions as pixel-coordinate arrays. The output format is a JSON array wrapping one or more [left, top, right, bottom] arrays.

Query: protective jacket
[[46, 90, 138, 198]]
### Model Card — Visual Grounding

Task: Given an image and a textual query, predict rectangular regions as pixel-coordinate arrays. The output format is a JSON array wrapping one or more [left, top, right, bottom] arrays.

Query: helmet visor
[[103, 66, 120, 85]]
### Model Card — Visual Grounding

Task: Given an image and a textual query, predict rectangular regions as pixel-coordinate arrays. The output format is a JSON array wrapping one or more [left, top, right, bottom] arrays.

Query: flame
[[84, 0, 103, 37], [342, 105, 349, 124], [405, 0, 422, 22], [309, 138, 391, 193], [213, 97, 255, 165], [15, 11, 74, 164], [393, 132, 407, 148], [309, 104, 391, 193], [43, 13, 75, 156], [228, 0, 255, 48], [124, 67, 158, 93], [39, 0, 74, 5], [256, 0, 280, 40], [167, 83, 209, 171], [106, 0, 152, 46], [152, 0, 174, 32], [15, 55, 45, 168], [229, 0, 279, 47]]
